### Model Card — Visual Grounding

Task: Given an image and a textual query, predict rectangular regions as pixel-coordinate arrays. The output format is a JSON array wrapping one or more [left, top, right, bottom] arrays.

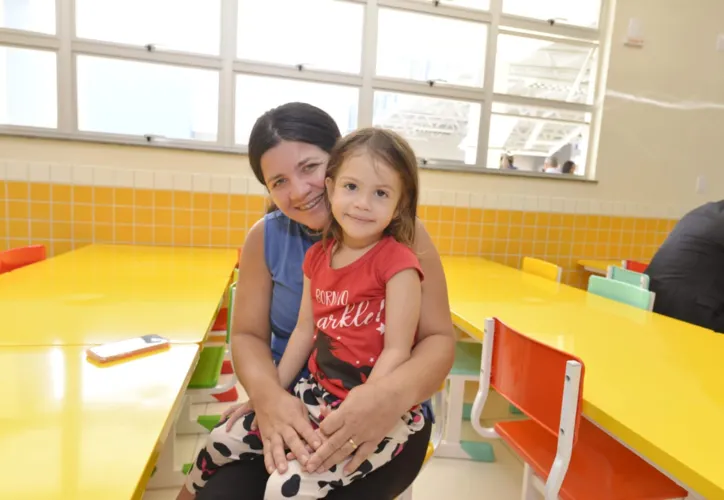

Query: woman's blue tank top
[[263, 209, 433, 420], [264, 210, 319, 365]]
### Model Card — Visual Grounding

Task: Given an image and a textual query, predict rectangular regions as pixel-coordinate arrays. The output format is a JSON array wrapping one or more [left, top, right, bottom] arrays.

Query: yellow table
[[577, 258, 621, 275], [442, 256, 724, 498], [0, 244, 238, 346], [0, 343, 199, 500]]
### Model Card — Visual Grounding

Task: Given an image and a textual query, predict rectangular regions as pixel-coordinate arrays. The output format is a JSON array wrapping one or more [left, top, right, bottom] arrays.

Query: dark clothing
[[647, 200, 724, 332], [195, 417, 433, 500]]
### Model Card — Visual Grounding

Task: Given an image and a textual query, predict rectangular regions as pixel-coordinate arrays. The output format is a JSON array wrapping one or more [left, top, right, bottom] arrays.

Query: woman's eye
[[375, 189, 388, 198], [302, 163, 319, 173], [271, 178, 286, 189]]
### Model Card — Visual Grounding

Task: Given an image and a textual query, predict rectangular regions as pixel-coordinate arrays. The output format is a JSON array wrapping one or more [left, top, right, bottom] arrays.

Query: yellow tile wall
[[1, 180, 676, 288]]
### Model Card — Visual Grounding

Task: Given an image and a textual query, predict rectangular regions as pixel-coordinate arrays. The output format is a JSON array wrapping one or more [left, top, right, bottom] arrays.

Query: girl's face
[[260, 140, 330, 230], [325, 153, 402, 248]]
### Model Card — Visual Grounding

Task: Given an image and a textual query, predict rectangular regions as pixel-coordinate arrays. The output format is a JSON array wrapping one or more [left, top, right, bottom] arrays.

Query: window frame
[[0, 0, 610, 180]]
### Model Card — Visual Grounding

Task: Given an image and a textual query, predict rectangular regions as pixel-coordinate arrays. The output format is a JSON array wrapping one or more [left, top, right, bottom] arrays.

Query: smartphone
[[86, 334, 170, 363]]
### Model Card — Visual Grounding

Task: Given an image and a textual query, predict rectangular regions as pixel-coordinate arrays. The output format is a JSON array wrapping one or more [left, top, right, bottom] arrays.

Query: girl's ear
[[325, 176, 334, 195]]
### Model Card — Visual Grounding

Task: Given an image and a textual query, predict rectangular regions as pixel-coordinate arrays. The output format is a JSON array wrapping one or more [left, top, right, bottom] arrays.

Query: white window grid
[[0, 0, 609, 177]]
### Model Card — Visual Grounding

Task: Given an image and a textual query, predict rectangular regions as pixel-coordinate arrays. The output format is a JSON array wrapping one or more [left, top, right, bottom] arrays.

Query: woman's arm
[[306, 220, 455, 474], [231, 219, 320, 473], [365, 268, 421, 384], [276, 277, 316, 389]]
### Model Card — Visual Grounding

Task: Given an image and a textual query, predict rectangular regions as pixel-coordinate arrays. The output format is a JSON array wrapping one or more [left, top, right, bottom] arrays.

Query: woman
[[197, 103, 455, 499]]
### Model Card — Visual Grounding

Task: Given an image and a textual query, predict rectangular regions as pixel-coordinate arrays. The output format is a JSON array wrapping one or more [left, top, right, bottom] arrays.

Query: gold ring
[[348, 438, 358, 450]]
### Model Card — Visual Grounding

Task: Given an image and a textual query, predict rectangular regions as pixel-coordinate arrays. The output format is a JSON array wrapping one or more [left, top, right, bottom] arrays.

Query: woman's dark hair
[[248, 102, 342, 186], [323, 127, 419, 248], [562, 160, 576, 174]]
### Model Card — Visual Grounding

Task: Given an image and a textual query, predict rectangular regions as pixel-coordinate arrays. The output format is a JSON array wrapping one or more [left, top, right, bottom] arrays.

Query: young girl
[[180, 127, 425, 500]]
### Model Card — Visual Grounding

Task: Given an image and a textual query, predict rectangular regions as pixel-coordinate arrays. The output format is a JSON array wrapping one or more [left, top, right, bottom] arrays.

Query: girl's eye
[[375, 189, 389, 198], [344, 183, 357, 191]]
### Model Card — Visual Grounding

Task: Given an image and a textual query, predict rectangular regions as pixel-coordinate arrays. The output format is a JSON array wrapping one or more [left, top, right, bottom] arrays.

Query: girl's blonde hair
[[323, 127, 419, 247]]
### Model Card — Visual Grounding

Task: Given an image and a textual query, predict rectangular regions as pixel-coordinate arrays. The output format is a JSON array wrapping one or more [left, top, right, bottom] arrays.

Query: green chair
[[606, 265, 650, 289], [588, 275, 655, 311], [178, 283, 238, 434]]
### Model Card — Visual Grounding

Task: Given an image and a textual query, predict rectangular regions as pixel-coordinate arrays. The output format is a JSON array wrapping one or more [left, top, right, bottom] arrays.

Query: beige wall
[[2, 0, 723, 217]]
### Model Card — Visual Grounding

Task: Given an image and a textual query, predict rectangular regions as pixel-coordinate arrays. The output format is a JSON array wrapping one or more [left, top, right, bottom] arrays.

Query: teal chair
[[606, 265, 650, 289], [587, 275, 655, 311]]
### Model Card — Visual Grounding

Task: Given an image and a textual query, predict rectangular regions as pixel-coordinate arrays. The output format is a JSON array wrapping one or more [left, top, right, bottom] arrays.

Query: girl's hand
[[305, 383, 402, 475], [221, 400, 254, 432], [254, 388, 323, 474]]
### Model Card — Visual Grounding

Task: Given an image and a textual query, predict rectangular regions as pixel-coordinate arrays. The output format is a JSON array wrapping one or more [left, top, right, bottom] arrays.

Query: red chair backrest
[[489, 318, 585, 443], [0, 244, 47, 273], [623, 259, 648, 273]]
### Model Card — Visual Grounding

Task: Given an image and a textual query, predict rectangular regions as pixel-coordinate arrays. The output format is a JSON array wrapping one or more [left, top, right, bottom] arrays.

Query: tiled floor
[[143, 381, 524, 500]]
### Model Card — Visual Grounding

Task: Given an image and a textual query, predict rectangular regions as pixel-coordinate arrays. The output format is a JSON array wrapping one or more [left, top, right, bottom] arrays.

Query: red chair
[[470, 318, 687, 500], [623, 259, 648, 273], [0, 245, 47, 274]]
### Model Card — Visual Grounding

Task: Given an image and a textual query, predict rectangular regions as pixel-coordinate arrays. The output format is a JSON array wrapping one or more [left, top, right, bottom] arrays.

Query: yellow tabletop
[[577, 258, 621, 275], [0, 244, 238, 346], [0, 343, 199, 500], [442, 256, 724, 498]]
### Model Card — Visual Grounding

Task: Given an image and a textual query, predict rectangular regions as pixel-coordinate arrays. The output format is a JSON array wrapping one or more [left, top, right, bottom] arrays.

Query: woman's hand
[[221, 400, 254, 432], [254, 388, 323, 474], [305, 383, 402, 475]]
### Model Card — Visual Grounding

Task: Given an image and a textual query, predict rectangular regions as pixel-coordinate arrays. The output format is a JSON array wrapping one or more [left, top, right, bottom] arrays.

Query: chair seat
[[495, 419, 687, 500]]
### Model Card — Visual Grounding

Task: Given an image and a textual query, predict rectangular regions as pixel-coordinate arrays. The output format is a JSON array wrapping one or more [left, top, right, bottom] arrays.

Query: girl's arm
[[365, 268, 421, 384], [276, 277, 316, 389]]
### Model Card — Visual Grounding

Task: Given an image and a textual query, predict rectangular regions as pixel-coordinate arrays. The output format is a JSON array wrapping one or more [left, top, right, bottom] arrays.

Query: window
[[0, 46, 56, 128], [237, 0, 363, 74], [495, 34, 597, 105], [75, 0, 221, 55], [488, 107, 589, 174], [77, 56, 218, 140], [1, 0, 55, 34], [502, 0, 601, 28], [0, 0, 608, 178], [376, 8, 487, 88], [408, 0, 490, 10], [235, 75, 359, 145], [373, 91, 481, 164]]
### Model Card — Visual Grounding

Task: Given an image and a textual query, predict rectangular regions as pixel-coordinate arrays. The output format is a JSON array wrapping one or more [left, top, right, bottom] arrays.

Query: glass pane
[[406, 0, 490, 10], [377, 8, 487, 88], [502, 0, 601, 29], [488, 112, 588, 174], [0, 46, 56, 127], [373, 91, 481, 164], [235, 75, 359, 145], [1, 0, 55, 34], [77, 56, 218, 141], [495, 34, 597, 104], [238, 0, 363, 74], [75, 0, 220, 55]]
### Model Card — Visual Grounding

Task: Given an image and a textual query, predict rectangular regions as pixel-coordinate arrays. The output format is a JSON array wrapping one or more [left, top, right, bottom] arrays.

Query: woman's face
[[260, 140, 330, 230]]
